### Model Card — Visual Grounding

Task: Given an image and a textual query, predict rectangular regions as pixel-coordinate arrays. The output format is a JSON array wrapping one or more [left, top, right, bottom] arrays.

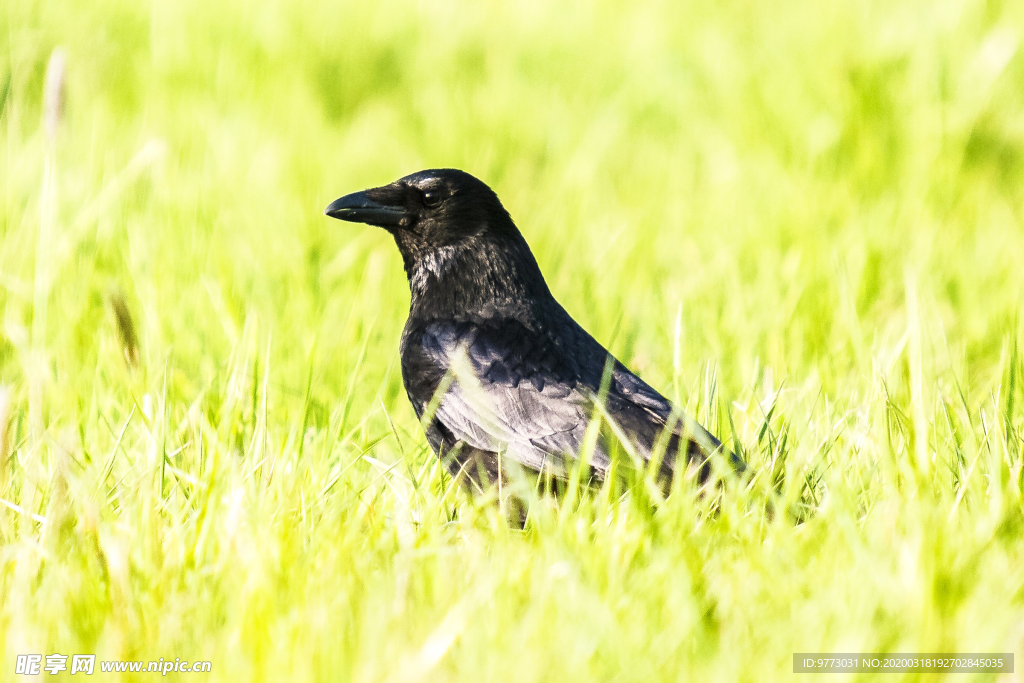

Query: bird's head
[[324, 169, 517, 248], [325, 168, 550, 309]]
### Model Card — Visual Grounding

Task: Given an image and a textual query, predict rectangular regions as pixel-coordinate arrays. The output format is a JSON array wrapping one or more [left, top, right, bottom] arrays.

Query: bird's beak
[[324, 189, 405, 229]]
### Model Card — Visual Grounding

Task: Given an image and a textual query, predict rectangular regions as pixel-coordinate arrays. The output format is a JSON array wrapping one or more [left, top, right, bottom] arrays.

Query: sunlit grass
[[1, 0, 1023, 680]]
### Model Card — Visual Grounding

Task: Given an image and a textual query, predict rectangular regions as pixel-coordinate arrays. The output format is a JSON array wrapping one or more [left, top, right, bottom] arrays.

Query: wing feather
[[408, 320, 609, 476], [401, 317, 738, 486]]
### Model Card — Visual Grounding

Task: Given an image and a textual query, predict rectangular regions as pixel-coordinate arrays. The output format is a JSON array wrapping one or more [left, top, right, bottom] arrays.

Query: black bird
[[325, 169, 739, 496]]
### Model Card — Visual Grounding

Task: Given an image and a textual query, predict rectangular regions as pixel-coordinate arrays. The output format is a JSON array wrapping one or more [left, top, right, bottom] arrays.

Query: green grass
[[2, 0, 1024, 680]]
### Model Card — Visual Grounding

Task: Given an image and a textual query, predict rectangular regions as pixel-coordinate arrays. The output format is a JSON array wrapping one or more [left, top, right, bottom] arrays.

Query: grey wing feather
[[418, 322, 611, 476], [407, 319, 738, 486]]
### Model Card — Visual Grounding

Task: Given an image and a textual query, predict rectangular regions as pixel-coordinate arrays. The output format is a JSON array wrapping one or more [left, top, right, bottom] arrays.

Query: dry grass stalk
[[109, 289, 141, 369]]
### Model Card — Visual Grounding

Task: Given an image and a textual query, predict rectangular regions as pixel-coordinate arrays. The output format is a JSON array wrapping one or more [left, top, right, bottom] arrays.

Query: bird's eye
[[422, 190, 442, 208]]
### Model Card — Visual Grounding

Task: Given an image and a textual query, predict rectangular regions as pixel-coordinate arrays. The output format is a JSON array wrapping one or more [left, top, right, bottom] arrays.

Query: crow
[[325, 169, 740, 498]]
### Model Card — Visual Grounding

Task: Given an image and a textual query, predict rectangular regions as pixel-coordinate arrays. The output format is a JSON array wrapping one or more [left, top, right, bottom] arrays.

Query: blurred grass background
[[2, 0, 1024, 680]]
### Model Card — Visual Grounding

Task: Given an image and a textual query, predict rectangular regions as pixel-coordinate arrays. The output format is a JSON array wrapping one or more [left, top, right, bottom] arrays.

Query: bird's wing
[[404, 320, 610, 477]]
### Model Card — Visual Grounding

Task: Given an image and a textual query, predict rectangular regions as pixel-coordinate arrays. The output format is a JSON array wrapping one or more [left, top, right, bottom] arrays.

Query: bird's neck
[[401, 234, 553, 321]]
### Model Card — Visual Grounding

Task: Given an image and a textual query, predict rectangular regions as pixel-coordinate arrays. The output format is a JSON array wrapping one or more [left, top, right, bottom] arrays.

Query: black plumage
[[325, 169, 740, 494]]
